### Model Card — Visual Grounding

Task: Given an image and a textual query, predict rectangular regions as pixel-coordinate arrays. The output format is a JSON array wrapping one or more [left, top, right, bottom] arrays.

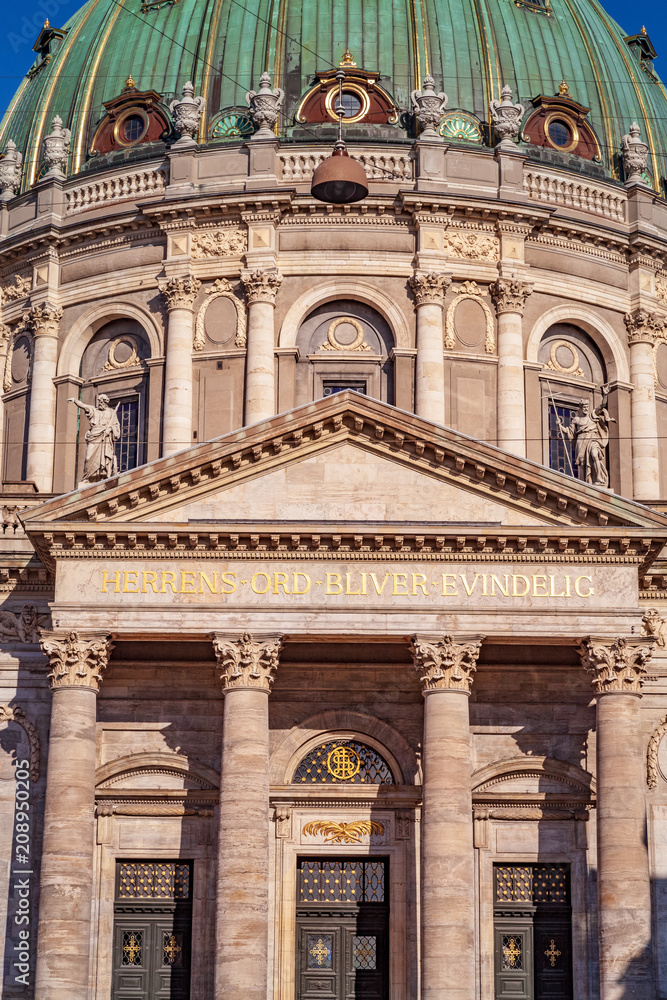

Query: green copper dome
[[1, 0, 666, 191]]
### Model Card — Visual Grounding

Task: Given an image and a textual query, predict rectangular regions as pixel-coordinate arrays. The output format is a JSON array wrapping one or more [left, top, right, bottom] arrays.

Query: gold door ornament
[[302, 820, 385, 844]]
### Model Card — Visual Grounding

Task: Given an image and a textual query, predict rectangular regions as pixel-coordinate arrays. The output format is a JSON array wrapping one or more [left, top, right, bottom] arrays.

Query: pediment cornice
[[22, 394, 667, 573]]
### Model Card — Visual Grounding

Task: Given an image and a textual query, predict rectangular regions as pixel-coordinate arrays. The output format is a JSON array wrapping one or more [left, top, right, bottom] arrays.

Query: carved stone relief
[[647, 714, 667, 788], [1, 274, 32, 303], [445, 280, 495, 353], [0, 604, 50, 643], [4, 327, 32, 391], [194, 278, 246, 350], [318, 317, 370, 352], [191, 228, 247, 259], [443, 231, 499, 262], [0, 705, 40, 781]]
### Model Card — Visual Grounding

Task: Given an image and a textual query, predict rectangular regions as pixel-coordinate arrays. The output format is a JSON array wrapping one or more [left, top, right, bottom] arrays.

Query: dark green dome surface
[[1, 0, 667, 192]]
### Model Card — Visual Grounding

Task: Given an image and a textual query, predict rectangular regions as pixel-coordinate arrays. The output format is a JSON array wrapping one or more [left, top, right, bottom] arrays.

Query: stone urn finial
[[621, 122, 650, 184], [489, 84, 525, 151], [42, 115, 71, 180], [0, 140, 23, 200], [245, 72, 285, 140], [169, 80, 206, 150], [411, 75, 448, 140]]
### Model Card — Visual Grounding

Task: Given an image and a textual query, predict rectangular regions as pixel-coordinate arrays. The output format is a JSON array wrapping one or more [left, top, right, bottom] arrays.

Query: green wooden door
[[112, 861, 192, 1000], [296, 858, 389, 1000]]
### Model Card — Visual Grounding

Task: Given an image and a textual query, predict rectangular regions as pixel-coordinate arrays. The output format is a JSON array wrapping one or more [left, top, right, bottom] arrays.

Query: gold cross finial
[[339, 48, 357, 68], [642, 25, 647, 35], [44, 19, 50, 27], [558, 79, 569, 96], [545, 940, 562, 967], [125, 74, 136, 89]]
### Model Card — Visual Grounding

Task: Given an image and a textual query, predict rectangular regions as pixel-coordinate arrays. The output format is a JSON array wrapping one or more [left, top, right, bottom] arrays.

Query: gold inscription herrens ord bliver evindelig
[[98, 567, 596, 600]]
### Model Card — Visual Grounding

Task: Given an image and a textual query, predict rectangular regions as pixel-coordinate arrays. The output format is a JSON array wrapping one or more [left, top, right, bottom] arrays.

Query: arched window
[[77, 320, 151, 479], [294, 301, 395, 406], [292, 738, 395, 785], [538, 324, 608, 480]]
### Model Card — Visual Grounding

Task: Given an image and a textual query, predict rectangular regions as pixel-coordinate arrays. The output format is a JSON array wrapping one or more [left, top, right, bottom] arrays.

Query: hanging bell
[[310, 143, 369, 203]]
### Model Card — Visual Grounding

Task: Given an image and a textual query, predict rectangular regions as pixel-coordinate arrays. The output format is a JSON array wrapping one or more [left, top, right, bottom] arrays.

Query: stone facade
[[2, 11, 667, 1000]]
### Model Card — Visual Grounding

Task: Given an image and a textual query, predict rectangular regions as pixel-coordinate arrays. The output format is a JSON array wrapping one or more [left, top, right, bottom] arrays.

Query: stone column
[[489, 277, 532, 458], [578, 636, 656, 1000], [25, 302, 62, 492], [35, 629, 113, 1000], [0, 322, 11, 481], [241, 269, 282, 425], [624, 310, 662, 501], [211, 631, 283, 1000], [409, 271, 450, 424], [158, 275, 201, 456], [411, 633, 484, 1000]]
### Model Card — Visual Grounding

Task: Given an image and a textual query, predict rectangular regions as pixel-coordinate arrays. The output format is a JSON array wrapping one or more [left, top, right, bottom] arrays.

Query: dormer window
[[26, 20, 67, 80], [296, 50, 399, 127], [625, 28, 657, 76], [89, 76, 170, 156]]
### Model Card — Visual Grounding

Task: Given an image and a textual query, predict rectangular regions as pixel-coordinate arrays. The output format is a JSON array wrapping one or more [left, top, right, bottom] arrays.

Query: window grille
[[114, 397, 140, 473], [117, 861, 191, 899], [122, 930, 143, 966], [293, 739, 394, 784], [298, 859, 386, 903], [548, 403, 578, 477], [502, 935, 523, 970], [353, 936, 377, 969], [495, 864, 570, 905]]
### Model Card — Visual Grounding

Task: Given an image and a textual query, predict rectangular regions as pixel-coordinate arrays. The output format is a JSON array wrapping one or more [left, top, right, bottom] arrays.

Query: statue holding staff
[[67, 394, 121, 486], [556, 384, 615, 488]]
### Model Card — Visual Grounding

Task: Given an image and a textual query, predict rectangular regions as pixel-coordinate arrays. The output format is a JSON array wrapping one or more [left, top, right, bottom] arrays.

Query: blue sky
[[0, 0, 665, 121]]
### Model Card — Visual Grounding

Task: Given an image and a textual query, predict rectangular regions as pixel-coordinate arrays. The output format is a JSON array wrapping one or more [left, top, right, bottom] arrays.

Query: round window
[[121, 114, 146, 144], [338, 92, 362, 118], [548, 120, 572, 148]]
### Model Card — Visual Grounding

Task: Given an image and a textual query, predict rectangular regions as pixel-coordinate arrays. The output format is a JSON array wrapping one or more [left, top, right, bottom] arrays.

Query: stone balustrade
[[65, 165, 168, 214], [523, 166, 626, 223], [279, 148, 414, 183]]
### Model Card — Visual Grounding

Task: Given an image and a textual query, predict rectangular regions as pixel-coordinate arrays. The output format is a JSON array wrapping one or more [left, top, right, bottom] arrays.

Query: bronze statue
[[67, 394, 120, 486], [556, 385, 615, 488]]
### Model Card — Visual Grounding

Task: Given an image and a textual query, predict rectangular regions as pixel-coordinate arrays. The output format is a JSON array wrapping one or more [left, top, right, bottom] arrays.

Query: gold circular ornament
[[327, 316, 365, 351], [547, 339, 583, 377], [326, 745, 361, 780], [324, 83, 370, 125], [113, 108, 149, 148], [543, 113, 579, 153]]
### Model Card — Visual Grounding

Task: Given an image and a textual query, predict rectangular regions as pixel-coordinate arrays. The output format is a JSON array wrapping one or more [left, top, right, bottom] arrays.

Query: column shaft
[[629, 339, 660, 500], [421, 689, 475, 1000], [496, 310, 526, 457], [245, 299, 276, 424], [34, 687, 97, 999], [596, 693, 653, 1000], [215, 686, 271, 999], [415, 301, 446, 423], [26, 331, 58, 491], [162, 304, 194, 455]]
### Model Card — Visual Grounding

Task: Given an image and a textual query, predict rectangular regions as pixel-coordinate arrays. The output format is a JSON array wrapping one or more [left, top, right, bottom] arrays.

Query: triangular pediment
[[22, 394, 667, 571]]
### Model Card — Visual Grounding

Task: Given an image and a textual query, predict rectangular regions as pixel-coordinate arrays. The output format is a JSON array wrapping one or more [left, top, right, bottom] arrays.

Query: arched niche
[[294, 300, 396, 406], [270, 710, 420, 786], [526, 304, 629, 384]]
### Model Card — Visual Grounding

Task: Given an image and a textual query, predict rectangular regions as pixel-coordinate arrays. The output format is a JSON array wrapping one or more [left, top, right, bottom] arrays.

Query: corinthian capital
[[212, 631, 283, 691], [624, 309, 664, 346], [26, 302, 63, 337], [578, 636, 655, 694], [489, 277, 533, 316], [241, 269, 283, 305], [158, 275, 201, 310], [40, 630, 114, 692], [411, 634, 484, 693], [409, 270, 451, 307]]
